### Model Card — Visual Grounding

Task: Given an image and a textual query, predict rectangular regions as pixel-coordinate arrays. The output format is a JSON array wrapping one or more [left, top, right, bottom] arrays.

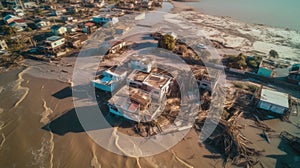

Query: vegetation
[[246, 55, 262, 68], [226, 53, 247, 69], [269, 49, 279, 58], [158, 34, 176, 51]]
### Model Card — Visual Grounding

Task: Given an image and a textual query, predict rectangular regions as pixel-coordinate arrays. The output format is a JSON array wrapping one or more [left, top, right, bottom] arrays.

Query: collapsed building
[[93, 56, 173, 122]]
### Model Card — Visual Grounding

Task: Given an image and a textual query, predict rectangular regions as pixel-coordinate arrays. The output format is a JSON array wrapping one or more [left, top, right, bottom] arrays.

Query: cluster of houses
[[92, 56, 172, 122], [116, 0, 163, 10], [0, 0, 141, 57]]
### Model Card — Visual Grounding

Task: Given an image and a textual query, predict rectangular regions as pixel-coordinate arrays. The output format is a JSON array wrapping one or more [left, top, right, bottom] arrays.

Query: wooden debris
[[196, 111, 262, 167]]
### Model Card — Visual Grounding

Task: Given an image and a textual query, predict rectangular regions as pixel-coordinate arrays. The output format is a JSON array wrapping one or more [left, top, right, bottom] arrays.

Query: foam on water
[[12, 68, 30, 108], [40, 99, 53, 124], [90, 144, 102, 168], [30, 133, 55, 168], [171, 150, 194, 168]]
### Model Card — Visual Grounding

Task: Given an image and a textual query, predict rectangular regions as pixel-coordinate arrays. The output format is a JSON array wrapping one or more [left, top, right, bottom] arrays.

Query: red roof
[[13, 19, 26, 23], [85, 22, 95, 27]]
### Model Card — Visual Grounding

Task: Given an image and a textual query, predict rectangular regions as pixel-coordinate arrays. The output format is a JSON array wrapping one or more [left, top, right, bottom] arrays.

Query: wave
[[40, 99, 53, 125], [90, 143, 102, 168], [12, 67, 30, 108], [112, 127, 143, 167], [30, 133, 55, 168], [171, 150, 194, 168], [49, 131, 54, 168]]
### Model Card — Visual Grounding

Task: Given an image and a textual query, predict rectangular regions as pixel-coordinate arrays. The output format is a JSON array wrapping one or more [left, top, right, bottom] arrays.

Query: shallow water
[[188, 0, 300, 30]]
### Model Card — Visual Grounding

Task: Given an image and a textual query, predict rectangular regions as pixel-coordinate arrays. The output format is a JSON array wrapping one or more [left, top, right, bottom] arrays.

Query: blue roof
[[47, 36, 62, 41]]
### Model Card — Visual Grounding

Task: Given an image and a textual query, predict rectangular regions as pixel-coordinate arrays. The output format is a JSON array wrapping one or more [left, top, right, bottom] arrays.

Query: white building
[[257, 88, 289, 115]]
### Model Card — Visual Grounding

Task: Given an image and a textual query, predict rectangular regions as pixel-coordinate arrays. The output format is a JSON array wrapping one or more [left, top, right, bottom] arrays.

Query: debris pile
[[196, 111, 262, 167]]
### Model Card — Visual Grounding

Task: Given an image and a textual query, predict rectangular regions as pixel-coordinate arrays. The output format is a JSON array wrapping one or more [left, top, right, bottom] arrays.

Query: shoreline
[[170, 1, 300, 64], [173, 0, 300, 32]]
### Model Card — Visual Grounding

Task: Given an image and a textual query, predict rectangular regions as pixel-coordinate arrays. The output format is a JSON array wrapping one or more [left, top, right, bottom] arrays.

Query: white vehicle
[[198, 43, 207, 49]]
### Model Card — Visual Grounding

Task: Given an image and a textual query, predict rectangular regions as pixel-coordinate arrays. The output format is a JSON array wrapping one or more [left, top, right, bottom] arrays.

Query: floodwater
[[188, 0, 300, 30]]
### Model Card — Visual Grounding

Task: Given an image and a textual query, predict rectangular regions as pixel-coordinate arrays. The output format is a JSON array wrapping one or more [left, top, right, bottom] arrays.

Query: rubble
[[195, 111, 263, 167]]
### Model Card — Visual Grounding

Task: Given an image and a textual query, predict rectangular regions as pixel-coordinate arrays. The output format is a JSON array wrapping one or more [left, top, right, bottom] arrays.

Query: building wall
[[93, 81, 112, 92], [50, 38, 65, 48], [258, 101, 286, 114], [257, 67, 273, 78]]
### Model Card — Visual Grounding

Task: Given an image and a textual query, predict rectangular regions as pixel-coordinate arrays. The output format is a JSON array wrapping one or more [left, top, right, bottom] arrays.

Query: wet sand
[[0, 69, 223, 167]]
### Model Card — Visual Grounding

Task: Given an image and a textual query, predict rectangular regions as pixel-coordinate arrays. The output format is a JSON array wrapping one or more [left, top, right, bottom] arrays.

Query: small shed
[[257, 88, 289, 115]]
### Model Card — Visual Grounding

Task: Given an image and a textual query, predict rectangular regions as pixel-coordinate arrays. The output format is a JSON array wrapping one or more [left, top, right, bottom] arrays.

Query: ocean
[[188, 0, 300, 31]]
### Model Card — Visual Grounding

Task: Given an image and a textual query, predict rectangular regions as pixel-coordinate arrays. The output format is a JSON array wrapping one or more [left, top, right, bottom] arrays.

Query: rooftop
[[46, 36, 62, 42], [260, 88, 289, 108], [143, 73, 171, 89], [109, 86, 151, 112], [108, 86, 162, 121], [128, 69, 149, 82]]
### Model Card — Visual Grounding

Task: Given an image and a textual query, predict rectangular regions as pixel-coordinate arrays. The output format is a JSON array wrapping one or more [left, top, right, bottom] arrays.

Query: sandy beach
[[0, 1, 299, 168]]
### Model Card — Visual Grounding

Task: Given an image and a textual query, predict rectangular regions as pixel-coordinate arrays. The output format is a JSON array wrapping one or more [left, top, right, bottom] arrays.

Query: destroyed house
[[92, 66, 128, 92], [39, 36, 66, 54], [107, 86, 163, 122], [257, 60, 275, 78], [127, 68, 172, 100]]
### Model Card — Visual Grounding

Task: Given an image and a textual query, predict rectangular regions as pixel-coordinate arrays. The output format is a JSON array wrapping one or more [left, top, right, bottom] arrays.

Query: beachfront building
[[257, 60, 275, 78], [105, 57, 172, 121], [257, 88, 289, 115], [126, 68, 172, 101], [92, 66, 128, 92], [107, 86, 164, 122]]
